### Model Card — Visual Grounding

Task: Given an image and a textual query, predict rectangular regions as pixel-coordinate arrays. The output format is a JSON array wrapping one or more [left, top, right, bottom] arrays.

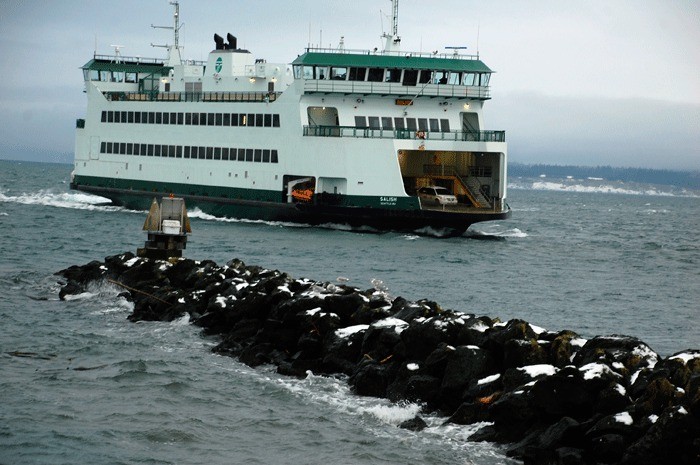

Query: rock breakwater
[[57, 253, 700, 465]]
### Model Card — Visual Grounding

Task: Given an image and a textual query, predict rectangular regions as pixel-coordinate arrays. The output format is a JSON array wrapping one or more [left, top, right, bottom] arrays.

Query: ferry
[[72, 1, 510, 234]]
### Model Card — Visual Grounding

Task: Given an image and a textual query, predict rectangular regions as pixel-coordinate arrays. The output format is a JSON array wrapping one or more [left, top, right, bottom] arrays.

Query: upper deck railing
[[303, 80, 490, 99], [304, 47, 481, 61], [103, 91, 281, 103], [303, 125, 505, 142]]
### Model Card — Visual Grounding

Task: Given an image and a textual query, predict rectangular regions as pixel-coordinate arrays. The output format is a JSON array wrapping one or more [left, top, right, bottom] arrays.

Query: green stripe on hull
[[72, 175, 420, 211]]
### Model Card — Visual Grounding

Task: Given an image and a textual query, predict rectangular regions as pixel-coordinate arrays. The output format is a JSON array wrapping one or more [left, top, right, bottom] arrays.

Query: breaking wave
[[0, 190, 143, 213], [509, 179, 699, 197]]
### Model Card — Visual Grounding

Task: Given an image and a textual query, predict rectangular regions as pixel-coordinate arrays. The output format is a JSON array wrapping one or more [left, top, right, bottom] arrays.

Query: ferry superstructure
[[72, 1, 510, 234]]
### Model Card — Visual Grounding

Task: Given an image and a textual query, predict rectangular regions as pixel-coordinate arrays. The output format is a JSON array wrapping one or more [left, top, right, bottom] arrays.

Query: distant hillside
[[509, 163, 700, 190]]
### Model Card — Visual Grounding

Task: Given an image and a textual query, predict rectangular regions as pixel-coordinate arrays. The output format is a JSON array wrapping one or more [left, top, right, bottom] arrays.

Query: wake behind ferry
[[72, 1, 510, 234]]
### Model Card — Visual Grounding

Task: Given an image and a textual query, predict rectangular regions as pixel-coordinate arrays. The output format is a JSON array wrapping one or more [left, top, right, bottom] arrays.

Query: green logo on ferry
[[215, 57, 223, 73]]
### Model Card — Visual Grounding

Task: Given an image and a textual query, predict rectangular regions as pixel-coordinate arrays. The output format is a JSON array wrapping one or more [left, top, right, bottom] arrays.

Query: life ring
[[415, 131, 426, 140]]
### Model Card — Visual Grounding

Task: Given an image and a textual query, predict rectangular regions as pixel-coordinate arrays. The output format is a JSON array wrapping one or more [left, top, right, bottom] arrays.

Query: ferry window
[[222, 148, 229, 160], [199, 146, 206, 159], [293, 65, 302, 79], [89, 70, 99, 81], [429, 119, 440, 132], [240, 114, 247, 126], [385, 68, 401, 83], [402, 69, 418, 86], [148, 112, 155, 124], [170, 112, 177, 124], [134, 112, 141, 124], [462, 73, 477, 86], [101, 111, 107, 123], [348, 67, 367, 81], [248, 113, 256, 127], [148, 144, 154, 156], [245, 149, 254, 162], [368, 117, 380, 129], [184, 113, 191, 125], [113, 71, 124, 83], [381, 117, 393, 129], [238, 148, 246, 161], [107, 111, 114, 123], [367, 68, 384, 82], [169, 145, 176, 158], [223, 113, 231, 126], [394, 117, 405, 129], [133, 144, 140, 156], [184, 146, 191, 159], [330, 67, 347, 80], [271, 150, 279, 163], [126, 72, 137, 83], [206, 147, 213, 160], [273, 114, 280, 127], [120, 142, 126, 154], [163, 112, 170, 124], [254, 149, 262, 162], [303, 66, 314, 80], [440, 119, 450, 132], [156, 113, 162, 124], [106, 142, 112, 153], [316, 66, 329, 79], [215, 113, 223, 126], [262, 149, 270, 163], [418, 70, 431, 84], [200, 113, 206, 125], [480, 73, 491, 86], [140, 143, 147, 154], [255, 114, 263, 127], [141, 112, 148, 123], [128, 112, 134, 123], [406, 118, 417, 131], [176, 146, 182, 158], [417, 118, 428, 131], [121, 111, 127, 123], [448, 72, 461, 85], [214, 147, 221, 160], [99, 70, 111, 82], [177, 113, 183, 125], [231, 113, 239, 127], [191, 146, 198, 158], [191, 113, 199, 125], [100, 141, 106, 153], [264, 114, 272, 127], [434, 71, 447, 84], [207, 113, 215, 126], [354, 116, 367, 128], [154, 145, 161, 157]]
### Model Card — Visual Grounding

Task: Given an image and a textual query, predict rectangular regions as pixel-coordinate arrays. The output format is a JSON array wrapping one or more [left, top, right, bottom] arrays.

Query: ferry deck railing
[[303, 125, 505, 142], [103, 91, 282, 103], [302, 80, 491, 99]]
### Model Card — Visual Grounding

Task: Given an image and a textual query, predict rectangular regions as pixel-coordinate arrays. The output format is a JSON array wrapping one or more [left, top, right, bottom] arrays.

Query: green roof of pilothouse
[[292, 52, 493, 73], [81, 58, 172, 75]]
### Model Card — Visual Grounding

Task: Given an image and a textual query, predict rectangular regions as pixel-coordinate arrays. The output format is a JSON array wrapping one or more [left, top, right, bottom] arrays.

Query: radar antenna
[[381, 0, 401, 52], [150, 1, 183, 65], [445, 46, 468, 57], [110, 44, 124, 62]]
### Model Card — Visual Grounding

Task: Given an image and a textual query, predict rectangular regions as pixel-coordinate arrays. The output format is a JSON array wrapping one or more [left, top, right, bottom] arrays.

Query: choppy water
[[1, 160, 698, 464]]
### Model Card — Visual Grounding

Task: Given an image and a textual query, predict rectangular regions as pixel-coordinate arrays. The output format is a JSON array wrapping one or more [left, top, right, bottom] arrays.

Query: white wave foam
[[0, 190, 143, 213], [468, 226, 528, 238], [187, 207, 308, 229], [510, 180, 698, 197]]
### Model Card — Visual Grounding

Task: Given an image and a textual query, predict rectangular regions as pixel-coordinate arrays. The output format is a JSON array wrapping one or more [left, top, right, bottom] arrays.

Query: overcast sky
[[0, 0, 698, 169]]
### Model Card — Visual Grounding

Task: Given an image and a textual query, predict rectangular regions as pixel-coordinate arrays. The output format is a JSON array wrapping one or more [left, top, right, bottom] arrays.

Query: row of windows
[[100, 141, 279, 163], [295, 65, 490, 87], [101, 110, 281, 128], [354, 116, 451, 132]]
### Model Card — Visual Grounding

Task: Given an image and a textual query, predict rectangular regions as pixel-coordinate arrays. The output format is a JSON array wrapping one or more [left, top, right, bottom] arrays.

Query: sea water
[[1, 160, 698, 464]]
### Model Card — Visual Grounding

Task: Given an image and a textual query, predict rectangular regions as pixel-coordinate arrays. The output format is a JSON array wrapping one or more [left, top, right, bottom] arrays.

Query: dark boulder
[[399, 416, 428, 431]]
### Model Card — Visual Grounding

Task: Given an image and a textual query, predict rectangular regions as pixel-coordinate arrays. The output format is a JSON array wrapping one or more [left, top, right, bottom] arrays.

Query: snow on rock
[[406, 363, 420, 371], [477, 373, 502, 385], [670, 351, 700, 364], [335, 325, 369, 338], [614, 412, 634, 425], [579, 362, 621, 380], [518, 364, 558, 378]]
